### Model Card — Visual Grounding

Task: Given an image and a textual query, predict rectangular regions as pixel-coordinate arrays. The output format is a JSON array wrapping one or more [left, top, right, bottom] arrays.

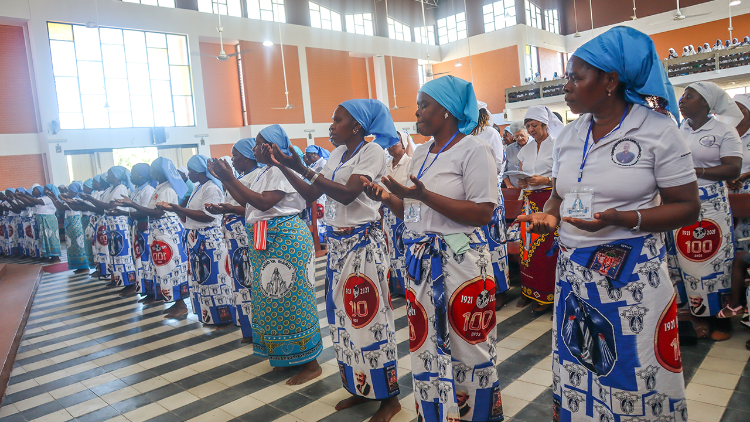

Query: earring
[[353, 128, 359, 134], [607, 91, 611, 97], [444, 112, 449, 119]]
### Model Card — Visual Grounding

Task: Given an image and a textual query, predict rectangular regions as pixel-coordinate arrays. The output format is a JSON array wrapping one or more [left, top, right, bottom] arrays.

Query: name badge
[[325, 199, 337, 221], [563, 188, 594, 220], [403, 198, 422, 223]]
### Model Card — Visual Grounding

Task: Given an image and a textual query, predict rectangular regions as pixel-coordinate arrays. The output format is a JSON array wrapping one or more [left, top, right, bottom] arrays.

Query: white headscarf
[[734, 94, 750, 116], [687, 81, 745, 127], [477, 101, 496, 126], [703, 43, 712, 53], [524, 105, 565, 138], [687, 45, 696, 55], [397, 131, 416, 157], [176, 166, 188, 177], [682, 46, 690, 57]]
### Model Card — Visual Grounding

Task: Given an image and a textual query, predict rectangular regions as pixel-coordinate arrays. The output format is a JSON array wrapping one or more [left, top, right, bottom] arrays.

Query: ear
[[606, 71, 621, 94]]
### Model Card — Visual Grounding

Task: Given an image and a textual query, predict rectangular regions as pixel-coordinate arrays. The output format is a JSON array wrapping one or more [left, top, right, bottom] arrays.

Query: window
[[387, 17, 412, 42], [309, 2, 342, 31], [545, 9, 560, 34], [345, 13, 374, 36], [47, 22, 194, 130], [197, 0, 243, 17], [525, 1, 542, 30], [483, 1, 516, 33], [121, 0, 175, 7], [415, 26, 435, 45], [248, 0, 286, 23], [437, 13, 466, 45], [526, 44, 539, 82], [557, 52, 566, 78], [418, 65, 426, 87]]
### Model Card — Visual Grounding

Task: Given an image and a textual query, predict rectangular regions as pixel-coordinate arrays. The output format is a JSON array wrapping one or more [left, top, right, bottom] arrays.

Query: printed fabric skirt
[[520, 188, 558, 304], [132, 220, 151, 296], [404, 228, 503, 422], [0, 215, 6, 255], [186, 226, 234, 325], [553, 234, 687, 422], [91, 214, 110, 277], [482, 183, 510, 295], [383, 206, 407, 296], [81, 214, 95, 268], [223, 213, 252, 338], [36, 214, 61, 258], [106, 215, 137, 286], [326, 222, 398, 399], [22, 214, 40, 257], [7, 215, 20, 255], [247, 215, 321, 367], [148, 215, 189, 303], [732, 179, 750, 252], [64, 212, 89, 270], [671, 181, 734, 317]]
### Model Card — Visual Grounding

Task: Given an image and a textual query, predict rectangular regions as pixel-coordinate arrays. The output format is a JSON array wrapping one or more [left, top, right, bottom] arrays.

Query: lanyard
[[332, 141, 365, 181], [417, 131, 460, 180], [578, 105, 629, 183], [251, 167, 271, 189]]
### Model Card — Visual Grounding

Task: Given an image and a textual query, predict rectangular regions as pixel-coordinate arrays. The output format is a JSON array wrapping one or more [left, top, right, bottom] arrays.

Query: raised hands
[[361, 176, 389, 202], [269, 144, 305, 172], [516, 212, 558, 235], [156, 201, 175, 212], [207, 158, 234, 181], [381, 175, 426, 201], [205, 203, 232, 215]]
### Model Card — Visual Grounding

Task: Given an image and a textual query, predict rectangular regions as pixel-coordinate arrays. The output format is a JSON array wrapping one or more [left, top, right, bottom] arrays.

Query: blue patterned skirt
[[36, 214, 61, 258], [64, 212, 89, 270]]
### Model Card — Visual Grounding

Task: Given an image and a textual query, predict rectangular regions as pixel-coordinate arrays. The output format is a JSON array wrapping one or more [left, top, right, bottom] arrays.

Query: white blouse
[[741, 128, 750, 174], [148, 182, 179, 217], [226, 168, 262, 208], [517, 136, 555, 190], [184, 182, 224, 230], [35, 196, 56, 215], [131, 184, 156, 208], [553, 104, 697, 248], [475, 126, 506, 176], [405, 135, 498, 235], [385, 154, 412, 188], [321, 142, 387, 228], [680, 117, 743, 187], [244, 166, 306, 226]]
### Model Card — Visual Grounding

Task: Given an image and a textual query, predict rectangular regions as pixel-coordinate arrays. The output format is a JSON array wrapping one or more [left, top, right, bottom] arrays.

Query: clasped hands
[[361, 175, 427, 203], [516, 208, 623, 234]]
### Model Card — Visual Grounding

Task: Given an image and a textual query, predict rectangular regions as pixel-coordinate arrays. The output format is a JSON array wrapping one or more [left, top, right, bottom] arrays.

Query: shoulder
[[362, 142, 385, 156], [458, 135, 493, 151]]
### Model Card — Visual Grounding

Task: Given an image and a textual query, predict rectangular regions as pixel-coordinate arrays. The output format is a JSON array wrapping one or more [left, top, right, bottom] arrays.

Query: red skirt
[[519, 188, 558, 304]]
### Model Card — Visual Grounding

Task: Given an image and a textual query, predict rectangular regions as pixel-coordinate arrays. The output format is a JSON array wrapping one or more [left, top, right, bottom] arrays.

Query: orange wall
[[239, 41, 304, 125], [538, 47, 560, 82], [384, 56, 420, 123], [200, 43, 244, 129], [350, 57, 370, 99], [209, 144, 234, 158], [291, 138, 308, 152], [0, 154, 47, 188], [650, 13, 750, 59], [313, 136, 336, 153], [432, 46, 521, 115], [306, 47, 353, 124], [367, 57, 377, 100], [0, 25, 38, 134]]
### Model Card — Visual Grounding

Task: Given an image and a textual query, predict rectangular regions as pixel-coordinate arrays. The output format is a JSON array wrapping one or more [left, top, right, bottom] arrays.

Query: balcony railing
[[663, 45, 750, 78], [505, 79, 566, 104]]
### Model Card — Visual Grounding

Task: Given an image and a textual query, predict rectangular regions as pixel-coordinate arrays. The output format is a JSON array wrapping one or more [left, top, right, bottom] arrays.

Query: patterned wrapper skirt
[[482, 179, 510, 294], [6, 215, 20, 255], [186, 226, 234, 325], [106, 215, 137, 286], [82, 214, 95, 268], [64, 212, 89, 270], [247, 215, 322, 367], [22, 215, 38, 257], [520, 188, 558, 304], [36, 214, 61, 258], [382, 206, 407, 296], [132, 220, 151, 295], [223, 213, 253, 338], [671, 181, 734, 317], [91, 214, 110, 276], [553, 234, 687, 422], [148, 215, 189, 303], [15, 215, 25, 256], [0, 216, 8, 255], [732, 179, 750, 252], [404, 228, 503, 422], [326, 221, 398, 398]]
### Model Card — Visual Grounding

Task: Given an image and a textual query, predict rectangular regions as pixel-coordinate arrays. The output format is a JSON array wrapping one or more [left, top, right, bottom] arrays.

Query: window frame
[[309, 1, 342, 32], [414, 26, 435, 45], [525, 0, 542, 30], [544, 9, 560, 34], [345, 13, 374, 36], [247, 0, 286, 23], [437, 12, 467, 45], [483, 0, 517, 33]]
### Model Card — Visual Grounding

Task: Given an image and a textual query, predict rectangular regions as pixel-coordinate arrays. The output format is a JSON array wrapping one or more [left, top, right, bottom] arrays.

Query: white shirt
[[226, 168, 262, 208], [148, 182, 179, 217], [184, 182, 224, 229], [518, 136, 555, 190], [553, 104, 697, 248], [405, 135, 498, 235], [35, 196, 56, 215], [245, 166, 306, 226], [741, 128, 750, 174], [311, 158, 327, 173], [321, 142, 387, 228], [475, 126, 506, 176], [680, 117, 743, 186], [131, 184, 156, 208], [385, 154, 412, 188]]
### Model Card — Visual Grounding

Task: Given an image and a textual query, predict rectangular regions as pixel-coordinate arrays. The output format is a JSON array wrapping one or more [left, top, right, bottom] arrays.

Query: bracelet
[[630, 210, 642, 233], [304, 167, 313, 179], [310, 172, 320, 184], [700, 168, 705, 177]]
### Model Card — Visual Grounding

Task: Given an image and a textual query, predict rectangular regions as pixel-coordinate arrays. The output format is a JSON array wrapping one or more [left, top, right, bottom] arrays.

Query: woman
[[715, 39, 725, 50], [729, 94, 750, 252], [703, 43, 712, 53], [3, 189, 24, 256], [673, 81, 743, 340], [205, 139, 262, 341], [159, 155, 231, 326], [383, 131, 415, 296], [84, 174, 112, 279], [362, 77, 503, 422], [517, 27, 699, 422], [123, 163, 155, 296], [50, 182, 90, 273], [268, 101, 401, 420], [666, 48, 678, 60], [516, 105, 564, 316], [16, 185, 60, 262], [304, 144, 330, 172], [303, 144, 330, 244], [176, 166, 194, 206], [208, 127, 324, 385], [117, 157, 190, 314], [16, 186, 40, 259], [80, 179, 97, 269]]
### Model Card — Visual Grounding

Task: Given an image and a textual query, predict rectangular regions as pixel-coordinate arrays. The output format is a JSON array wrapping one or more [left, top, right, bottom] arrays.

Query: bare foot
[[370, 396, 401, 422], [286, 360, 322, 385], [74, 269, 89, 274], [335, 395, 369, 411], [164, 300, 187, 318], [241, 337, 253, 344], [119, 285, 138, 297]]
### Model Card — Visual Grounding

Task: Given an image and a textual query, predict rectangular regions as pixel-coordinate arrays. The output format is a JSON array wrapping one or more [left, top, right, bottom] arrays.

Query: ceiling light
[[263, 40, 273, 46], [730, 1, 741, 6], [574, 31, 582, 38], [455, 60, 462, 67]]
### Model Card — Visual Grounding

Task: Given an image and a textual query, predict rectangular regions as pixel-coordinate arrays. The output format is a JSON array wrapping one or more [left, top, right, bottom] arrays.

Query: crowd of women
[[3, 25, 750, 422], [666, 36, 750, 58]]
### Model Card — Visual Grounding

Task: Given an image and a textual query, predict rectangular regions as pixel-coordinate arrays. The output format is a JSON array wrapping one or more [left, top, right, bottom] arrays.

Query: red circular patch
[[224, 254, 231, 276], [150, 240, 173, 266], [96, 225, 108, 246], [0, 226, 5, 237], [655, 295, 683, 373], [343, 274, 380, 329], [676, 219, 722, 262], [6, 225, 12, 238], [448, 277, 497, 345], [406, 288, 428, 352], [25, 225, 33, 238]]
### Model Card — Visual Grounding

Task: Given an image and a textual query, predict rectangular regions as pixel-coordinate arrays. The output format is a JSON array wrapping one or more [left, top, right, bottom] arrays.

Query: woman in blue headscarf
[[158, 155, 229, 325], [516, 27, 699, 422], [46, 182, 90, 272], [15, 184, 62, 262], [208, 126, 324, 385], [266, 102, 401, 418], [81, 174, 116, 279], [12, 185, 39, 258], [117, 157, 190, 314], [304, 144, 330, 171], [362, 76, 504, 422], [1, 188, 25, 256], [303, 144, 331, 245], [204, 138, 262, 340]]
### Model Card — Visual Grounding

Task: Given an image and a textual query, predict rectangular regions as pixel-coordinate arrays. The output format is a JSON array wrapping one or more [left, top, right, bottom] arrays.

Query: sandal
[[717, 304, 744, 318]]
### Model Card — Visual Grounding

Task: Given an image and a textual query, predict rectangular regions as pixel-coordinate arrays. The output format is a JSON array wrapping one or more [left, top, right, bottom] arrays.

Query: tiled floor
[[0, 254, 749, 422]]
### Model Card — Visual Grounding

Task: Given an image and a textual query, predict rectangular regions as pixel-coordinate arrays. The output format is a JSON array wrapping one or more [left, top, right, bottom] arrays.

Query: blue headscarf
[[152, 157, 188, 199], [418, 76, 479, 135], [68, 181, 83, 195], [44, 184, 60, 199], [94, 174, 111, 189], [17, 187, 28, 194], [234, 138, 258, 162], [131, 163, 152, 188], [83, 178, 94, 190], [109, 166, 134, 190], [5, 188, 15, 193], [339, 99, 400, 148], [572, 26, 679, 121], [291, 146, 305, 161], [305, 144, 330, 159], [258, 125, 291, 155], [187, 155, 222, 190]]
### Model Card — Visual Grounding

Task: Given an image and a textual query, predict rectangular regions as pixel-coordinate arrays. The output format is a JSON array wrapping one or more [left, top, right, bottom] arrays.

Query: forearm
[[503, 177, 515, 188], [738, 171, 750, 181], [698, 165, 741, 182], [223, 178, 278, 211], [227, 205, 245, 215], [383, 195, 405, 221], [174, 206, 214, 223], [614, 202, 699, 233], [542, 194, 562, 223], [313, 176, 365, 205], [419, 190, 494, 227]]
